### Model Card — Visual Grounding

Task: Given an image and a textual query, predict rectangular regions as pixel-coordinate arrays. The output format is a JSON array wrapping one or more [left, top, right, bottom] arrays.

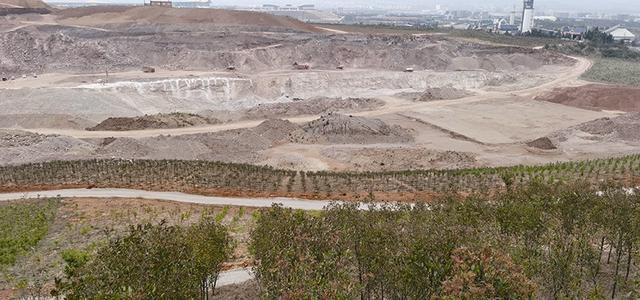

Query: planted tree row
[[251, 182, 640, 298], [0, 155, 638, 199]]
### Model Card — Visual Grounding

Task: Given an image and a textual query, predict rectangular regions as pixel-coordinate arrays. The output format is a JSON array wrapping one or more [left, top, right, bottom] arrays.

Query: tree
[[56, 220, 231, 299]]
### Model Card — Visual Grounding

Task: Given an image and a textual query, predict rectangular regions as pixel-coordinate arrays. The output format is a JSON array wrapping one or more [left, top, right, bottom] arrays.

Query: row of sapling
[[0, 155, 639, 199]]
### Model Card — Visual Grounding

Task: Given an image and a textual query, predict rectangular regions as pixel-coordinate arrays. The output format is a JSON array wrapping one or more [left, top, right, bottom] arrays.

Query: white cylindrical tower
[[521, 0, 534, 33]]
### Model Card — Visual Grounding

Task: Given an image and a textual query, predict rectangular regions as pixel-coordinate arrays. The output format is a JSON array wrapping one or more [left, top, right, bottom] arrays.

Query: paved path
[[217, 268, 253, 287], [0, 188, 336, 210]]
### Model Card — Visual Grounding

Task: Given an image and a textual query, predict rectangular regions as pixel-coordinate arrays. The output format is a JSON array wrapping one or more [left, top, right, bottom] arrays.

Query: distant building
[[605, 25, 636, 44], [521, 0, 534, 33], [495, 19, 518, 33], [562, 26, 587, 40], [247, 4, 343, 24], [146, 0, 172, 7], [173, 0, 210, 8]]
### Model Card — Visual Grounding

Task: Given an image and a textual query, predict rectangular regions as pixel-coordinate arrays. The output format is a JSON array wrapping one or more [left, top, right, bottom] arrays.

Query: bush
[[55, 218, 231, 299]]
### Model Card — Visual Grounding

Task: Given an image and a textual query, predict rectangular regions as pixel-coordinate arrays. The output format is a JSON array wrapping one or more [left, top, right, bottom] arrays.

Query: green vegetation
[[448, 29, 570, 47], [582, 58, 640, 86], [54, 218, 232, 299], [251, 182, 640, 298], [0, 199, 58, 268], [1, 156, 639, 200]]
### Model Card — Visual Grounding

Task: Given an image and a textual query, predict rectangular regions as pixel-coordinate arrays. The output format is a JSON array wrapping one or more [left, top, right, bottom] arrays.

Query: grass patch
[[0, 199, 59, 268], [582, 58, 640, 86]]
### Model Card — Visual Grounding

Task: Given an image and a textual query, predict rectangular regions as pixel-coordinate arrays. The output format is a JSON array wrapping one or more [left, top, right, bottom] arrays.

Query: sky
[[45, 0, 640, 14]]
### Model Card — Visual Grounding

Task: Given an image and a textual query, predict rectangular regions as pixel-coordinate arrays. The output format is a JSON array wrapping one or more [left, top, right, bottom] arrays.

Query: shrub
[[56, 218, 231, 299]]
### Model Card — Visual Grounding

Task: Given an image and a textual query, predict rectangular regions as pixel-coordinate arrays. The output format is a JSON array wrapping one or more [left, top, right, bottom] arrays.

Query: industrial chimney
[[521, 0, 534, 33]]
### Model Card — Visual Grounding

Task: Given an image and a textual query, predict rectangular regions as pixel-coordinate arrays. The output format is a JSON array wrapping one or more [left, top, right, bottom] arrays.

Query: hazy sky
[[45, 0, 640, 14], [205, 0, 639, 13]]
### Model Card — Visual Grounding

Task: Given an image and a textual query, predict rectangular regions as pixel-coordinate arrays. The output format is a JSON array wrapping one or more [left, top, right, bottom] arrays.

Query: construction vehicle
[[142, 66, 156, 73], [293, 62, 310, 70]]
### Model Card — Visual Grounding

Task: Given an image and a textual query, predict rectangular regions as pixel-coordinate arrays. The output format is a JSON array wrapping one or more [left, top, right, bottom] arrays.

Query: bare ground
[[535, 84, 640, 112]]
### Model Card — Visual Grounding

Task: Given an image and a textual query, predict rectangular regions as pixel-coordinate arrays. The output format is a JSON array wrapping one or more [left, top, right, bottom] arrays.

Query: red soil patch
[[536, 84, 640, 112]]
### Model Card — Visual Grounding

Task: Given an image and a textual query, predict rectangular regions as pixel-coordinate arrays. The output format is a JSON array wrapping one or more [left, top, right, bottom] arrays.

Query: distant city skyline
[[43, 0, 640, 15]]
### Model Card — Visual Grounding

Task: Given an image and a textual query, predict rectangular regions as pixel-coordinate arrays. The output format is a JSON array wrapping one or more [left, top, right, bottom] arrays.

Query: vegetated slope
[[0, 0, 50, 9], [56, 6, 320, 32], [0, 154, 638, 201], [0, 197, 253, 298], [536, 84, 640, 112], [0, 198, 58, 268], [87, 113, 220, 131], [582, 58, 640, 86]]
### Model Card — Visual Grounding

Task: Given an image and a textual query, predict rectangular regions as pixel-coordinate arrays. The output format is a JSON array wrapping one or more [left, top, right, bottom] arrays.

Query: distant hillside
[[0, 0, 50, 9], [56, 6, 321, 32]]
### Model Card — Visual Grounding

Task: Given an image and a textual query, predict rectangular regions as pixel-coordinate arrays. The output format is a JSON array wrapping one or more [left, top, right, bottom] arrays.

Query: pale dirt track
[[0, 188, 336, 210], [19, 56, 593, 139]]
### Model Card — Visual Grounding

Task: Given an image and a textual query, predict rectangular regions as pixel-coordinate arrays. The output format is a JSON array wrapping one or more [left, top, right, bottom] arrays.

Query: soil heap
[[296, 113, 413, 144], [87, 113, 220, 131]]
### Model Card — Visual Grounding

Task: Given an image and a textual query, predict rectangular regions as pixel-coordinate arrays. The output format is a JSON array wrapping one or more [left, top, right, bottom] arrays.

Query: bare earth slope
[[0, 0, 50, 9], [536, 84, 640, 112], [56, 6, 320, 32]]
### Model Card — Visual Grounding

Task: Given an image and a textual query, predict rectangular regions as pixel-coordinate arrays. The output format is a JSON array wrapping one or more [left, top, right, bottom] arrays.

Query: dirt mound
[[0, 129, 95, 165], [526, 137, 557, 150], [87, 113, 220, 131], [553, 113, 640, 142], [253, 119, 302, 144], [0, 0, 50, 9], [0, 129, 46, 147], [57, 6, 320, 32], [322, 147, 476, 171], [201, 98, 385, 122], [536, 84, 640, 112], [396, 87, 471, 101], [298, 113, 413, 144]]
